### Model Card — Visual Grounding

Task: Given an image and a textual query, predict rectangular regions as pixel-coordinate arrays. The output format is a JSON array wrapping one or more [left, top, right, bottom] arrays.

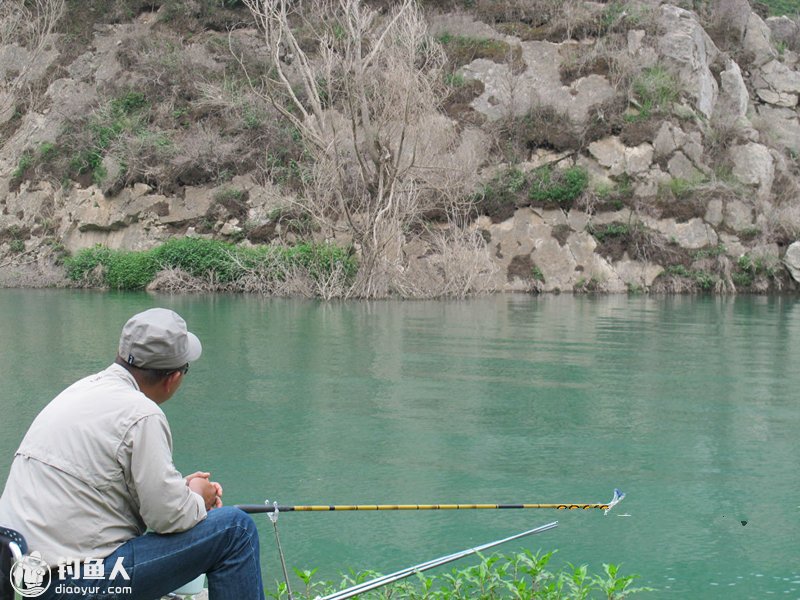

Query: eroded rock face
[[754, 59, 800, 95], [715, 59, 751, 121], [3, 2, 800, 294], [657, 5, 719, 118], [756, 105, 800, 151], [783, 241, 800, 283], [744, 12, 778, 67], [766, 16, 800, 47], [730, 143, 775, 199]]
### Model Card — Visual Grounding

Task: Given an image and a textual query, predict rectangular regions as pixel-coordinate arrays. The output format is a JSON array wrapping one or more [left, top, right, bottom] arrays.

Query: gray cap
[[119, 308, 202, 370]]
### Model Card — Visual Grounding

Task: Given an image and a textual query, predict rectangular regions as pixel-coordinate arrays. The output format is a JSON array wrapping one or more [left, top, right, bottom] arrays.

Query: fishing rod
[[235, 488, 625, 516], [238, 490, 623, 600], [316, 520, 559, 600]]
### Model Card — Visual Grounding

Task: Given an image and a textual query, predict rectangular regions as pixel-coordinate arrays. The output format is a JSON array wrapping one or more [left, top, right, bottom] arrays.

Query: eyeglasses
[[174, 363, 189, 376]]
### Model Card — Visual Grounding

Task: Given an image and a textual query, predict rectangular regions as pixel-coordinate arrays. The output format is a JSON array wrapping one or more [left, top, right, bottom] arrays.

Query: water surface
[[1, 290, 799, 598]]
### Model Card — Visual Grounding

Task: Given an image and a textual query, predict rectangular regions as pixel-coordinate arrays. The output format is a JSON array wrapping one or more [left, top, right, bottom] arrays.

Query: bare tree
[[0, 0, 65, 122], [239, 0, 488, 298]]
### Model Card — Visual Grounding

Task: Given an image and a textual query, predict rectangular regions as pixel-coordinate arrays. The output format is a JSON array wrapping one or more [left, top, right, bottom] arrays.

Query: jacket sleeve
[[124, 414, 207, 533]]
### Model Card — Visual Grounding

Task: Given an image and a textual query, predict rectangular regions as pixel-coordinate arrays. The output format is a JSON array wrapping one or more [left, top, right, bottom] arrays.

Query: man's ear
[[165, 370, 182, 393]]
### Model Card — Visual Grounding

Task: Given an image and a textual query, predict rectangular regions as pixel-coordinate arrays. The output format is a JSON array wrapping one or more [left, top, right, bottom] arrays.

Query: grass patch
[[762, 0, 800, 16], [587, 222, 630, 243], [628, 66, 680, 121], [528, 165, 589, 209], [67, 91, 151, 185], [64, 238, 357, 292]]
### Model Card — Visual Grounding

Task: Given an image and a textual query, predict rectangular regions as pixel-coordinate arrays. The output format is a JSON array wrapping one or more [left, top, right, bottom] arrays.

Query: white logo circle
[[10, 551, 51, 598]]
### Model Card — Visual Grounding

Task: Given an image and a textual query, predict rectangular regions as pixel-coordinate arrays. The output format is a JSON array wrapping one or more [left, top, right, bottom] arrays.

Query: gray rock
[[0, 37, 60, 86], [220, 221, 242, 236], [705, 198, 724, 227], [614, 258, 664, 288], [464, 35, 615, 127], [783, 241, 800, 283], [628, 30, 646, 55], [756, 88, 798, 107], [530, 237, 578, 292], [641, 216, 719, 249], [657, 5, 719, 118], [667, 151, 702, 181], [756, 105, 800, 151], [161, 187, 216, 226], [723, 199, 755, 232], [588, 137, 626, 175], [729, 142, 774, 198], [711, 0, 751, 43], [755, 59, 800, 94], [625, 143, 654, 175], [719, 232, 747, 258], [744, 12, 778, 67], [766, 16, 800, 47], [715, 59, 750, 121], [653, 122, 681, 160], [682, 131, 708, 172]]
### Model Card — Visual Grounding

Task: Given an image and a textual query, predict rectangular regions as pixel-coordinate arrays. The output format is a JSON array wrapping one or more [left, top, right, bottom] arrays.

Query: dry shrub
[[760, 200, 800, 246], [166, 126, 243, 188], [441, 77, 486, 124], [0, 0, 65, 121], [581, 94, 629, 146], [489, 103, 580, 162], [704, 117, 749, 169], [588, 220, 689, 265], [147, 267, 217, 293], [546, 0, 604, 42], [242, 0, 491, 298], [270, 262, 352, 299], [397, 226, 497, 298], [474, 0, 551, 26], [560, 34, 639, 89], [116, 34, 223, 108]]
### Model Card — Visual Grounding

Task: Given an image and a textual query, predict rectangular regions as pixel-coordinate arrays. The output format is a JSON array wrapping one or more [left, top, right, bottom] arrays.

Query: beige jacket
[[0, 364, 206, 565]]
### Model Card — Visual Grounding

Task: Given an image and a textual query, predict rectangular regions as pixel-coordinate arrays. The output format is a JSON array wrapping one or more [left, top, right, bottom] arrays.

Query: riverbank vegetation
[[266, 551, 652, 599], [64, 237, 357, 298]]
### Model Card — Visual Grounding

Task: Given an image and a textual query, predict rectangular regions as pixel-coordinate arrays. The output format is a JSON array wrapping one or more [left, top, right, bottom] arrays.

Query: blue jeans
[[41, 506, 265, 600]]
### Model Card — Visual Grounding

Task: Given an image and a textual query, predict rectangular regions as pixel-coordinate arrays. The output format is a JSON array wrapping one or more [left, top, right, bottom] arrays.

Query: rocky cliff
[[3, 0, 800, 295]]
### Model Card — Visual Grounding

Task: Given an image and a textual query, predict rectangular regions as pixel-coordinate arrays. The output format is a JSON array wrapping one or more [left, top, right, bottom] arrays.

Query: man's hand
[[186, 472, 223, 510]]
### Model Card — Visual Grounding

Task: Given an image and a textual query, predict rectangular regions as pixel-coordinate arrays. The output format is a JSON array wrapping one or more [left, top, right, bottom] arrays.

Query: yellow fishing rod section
[[236, 489, 625, 515]]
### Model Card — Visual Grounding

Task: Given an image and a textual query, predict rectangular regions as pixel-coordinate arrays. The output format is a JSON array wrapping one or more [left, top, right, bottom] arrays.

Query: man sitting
[[0, 308, 265, 599]]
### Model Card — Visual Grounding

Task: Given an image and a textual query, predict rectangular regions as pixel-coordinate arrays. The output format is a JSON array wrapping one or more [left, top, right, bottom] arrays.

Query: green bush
[[266, 550, 652, 599], [733, 253, 779, 288], [152, 237, 244, 282], [528, 166, 589, 208], [64, 238, 357, 292], [477, 167, 529, 221]]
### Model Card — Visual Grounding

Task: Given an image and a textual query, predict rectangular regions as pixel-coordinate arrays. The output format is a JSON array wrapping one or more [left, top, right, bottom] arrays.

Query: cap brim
[[186, 332, 202, 363]]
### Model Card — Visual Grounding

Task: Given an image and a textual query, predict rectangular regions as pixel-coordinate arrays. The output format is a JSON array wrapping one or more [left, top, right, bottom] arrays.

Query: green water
[[1, 290, 800, 598]]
